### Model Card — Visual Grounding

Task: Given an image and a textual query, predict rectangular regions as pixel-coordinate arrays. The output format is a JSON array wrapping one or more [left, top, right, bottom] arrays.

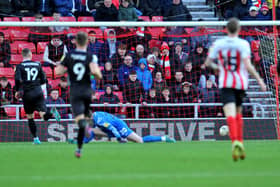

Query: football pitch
[[0, 141, 279, 187]]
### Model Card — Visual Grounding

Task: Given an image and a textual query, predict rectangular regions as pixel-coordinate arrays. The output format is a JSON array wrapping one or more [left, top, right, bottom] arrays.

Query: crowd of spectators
[[0, 0, 260, 119], [0, 0, 193, 21], [217, 0, 280, 21]]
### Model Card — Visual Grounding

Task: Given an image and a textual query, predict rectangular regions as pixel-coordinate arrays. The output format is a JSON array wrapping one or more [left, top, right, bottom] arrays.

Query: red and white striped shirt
[[208, 36, 251, 90]]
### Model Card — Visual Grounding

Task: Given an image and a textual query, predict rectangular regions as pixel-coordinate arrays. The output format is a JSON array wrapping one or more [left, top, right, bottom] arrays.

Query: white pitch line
[[0, 172, 279, 181]]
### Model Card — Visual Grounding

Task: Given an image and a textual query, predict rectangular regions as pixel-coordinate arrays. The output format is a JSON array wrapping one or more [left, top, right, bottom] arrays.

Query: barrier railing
[[0, 103, 265, 121]]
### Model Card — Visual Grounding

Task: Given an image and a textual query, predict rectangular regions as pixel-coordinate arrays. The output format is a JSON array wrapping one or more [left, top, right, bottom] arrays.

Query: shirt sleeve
[[208, 41, 219, 59], [89, 54, 98, 64], [241, 41, 251, 59]]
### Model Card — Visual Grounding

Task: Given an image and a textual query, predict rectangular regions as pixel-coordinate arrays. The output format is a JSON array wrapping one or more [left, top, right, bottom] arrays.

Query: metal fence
[[0, 103, 266, 121]]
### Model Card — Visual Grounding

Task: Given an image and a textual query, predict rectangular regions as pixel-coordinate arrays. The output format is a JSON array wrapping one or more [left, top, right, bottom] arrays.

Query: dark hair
[[88, 30, 96, 35], [0, 76, 7, 81], [226, 18, 240, 34], [60, 76, 67, 81], [21, 48, 31, 58], [0, 32, 4, 38], [35, 14, 43, 19], [118, 43, 127, 50], [53, 11, 60, 15], [129, 70, 137, 75], [76, 31, 88, 46]]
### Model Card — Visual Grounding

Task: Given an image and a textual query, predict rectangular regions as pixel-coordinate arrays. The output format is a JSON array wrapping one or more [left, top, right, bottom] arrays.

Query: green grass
[[0, 141, 280, 187]]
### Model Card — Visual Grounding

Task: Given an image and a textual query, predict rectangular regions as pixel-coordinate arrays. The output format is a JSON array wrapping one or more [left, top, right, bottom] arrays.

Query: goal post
[[0, 20, 279, 141]]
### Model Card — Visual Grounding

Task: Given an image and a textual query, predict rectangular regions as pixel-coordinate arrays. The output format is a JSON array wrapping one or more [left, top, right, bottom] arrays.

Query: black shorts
[[23, 87, 47, 114], [220, 88, 246, 106], [70, 87, 92, 117]]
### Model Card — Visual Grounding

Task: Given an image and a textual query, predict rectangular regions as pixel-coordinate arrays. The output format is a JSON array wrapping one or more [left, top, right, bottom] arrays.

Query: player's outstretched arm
[[243, 58, 266, 91]]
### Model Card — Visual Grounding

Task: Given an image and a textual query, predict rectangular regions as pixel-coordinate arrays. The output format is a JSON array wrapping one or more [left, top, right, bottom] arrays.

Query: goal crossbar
[[1, 21, 280, 27]]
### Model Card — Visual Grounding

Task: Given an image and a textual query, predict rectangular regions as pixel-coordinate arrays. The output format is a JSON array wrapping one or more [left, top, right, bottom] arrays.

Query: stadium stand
[[0, 0, 276, 120]]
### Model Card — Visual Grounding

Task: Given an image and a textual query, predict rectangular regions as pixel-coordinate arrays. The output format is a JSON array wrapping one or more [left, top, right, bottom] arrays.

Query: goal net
[[0, 20, 278, 142]]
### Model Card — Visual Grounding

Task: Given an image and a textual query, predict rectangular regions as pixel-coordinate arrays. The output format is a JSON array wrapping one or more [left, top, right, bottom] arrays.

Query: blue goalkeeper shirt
[[93, 112, 133, 138]]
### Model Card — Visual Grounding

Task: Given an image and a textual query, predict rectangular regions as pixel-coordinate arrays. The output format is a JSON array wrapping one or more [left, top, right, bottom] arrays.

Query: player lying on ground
[[69, 111, 176, 144], [14, 48, 61, 144], [204, 18, 266, 161]]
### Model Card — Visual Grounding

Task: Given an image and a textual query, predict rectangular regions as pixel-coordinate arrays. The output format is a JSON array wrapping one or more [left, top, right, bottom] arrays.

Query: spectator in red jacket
[[160, 42, 180, 85]]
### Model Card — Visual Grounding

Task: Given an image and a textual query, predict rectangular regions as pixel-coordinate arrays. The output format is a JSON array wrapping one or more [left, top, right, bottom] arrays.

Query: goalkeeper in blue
[[79, 111, 176, 144]]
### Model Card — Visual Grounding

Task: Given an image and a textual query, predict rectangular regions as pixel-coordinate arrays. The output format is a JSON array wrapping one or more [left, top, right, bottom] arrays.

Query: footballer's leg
[[26, 113, 41, 144], [75, 114, 88, 158], [127, 132, 176, 143], [127, 132, 144, 143], [223, 102, 240, 161], [221, 89, 240, 161], [236, 106, 245, 160]]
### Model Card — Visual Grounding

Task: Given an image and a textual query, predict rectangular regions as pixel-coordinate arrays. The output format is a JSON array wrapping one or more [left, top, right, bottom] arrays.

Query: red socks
[[227, 114, 243, 142], [236, 114, 243, 142], [227, 116, 237, 142]]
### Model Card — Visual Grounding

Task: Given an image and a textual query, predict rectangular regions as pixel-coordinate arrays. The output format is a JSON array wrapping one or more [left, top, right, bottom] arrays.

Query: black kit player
[[55, 32, 102, 158], [14, 48, 60, 144]]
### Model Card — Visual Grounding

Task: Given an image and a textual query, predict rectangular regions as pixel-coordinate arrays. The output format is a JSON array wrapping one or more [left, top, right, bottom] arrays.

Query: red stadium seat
[[148, 27, 164, 39], [10, 54, 23, 65], [78, 16, 94, 22], [22, 17, 35, 22], [32, 54, 44, 62], [42, 17, 54, 22], [60, 17, 76, 22], [37, 42, 48, 54], [152, 16, 163, 22], [48, 79, 61, 88], [184, 27, 194, 33], [68, 28, 79, 34], [0, 30, 10, 40], [115, 92, 123, 102], [10, 30, 29, 42], [138, 16, 150, 21], [20, 107, 26, 119], [42, 67, 53, 78], [3, 17, 20, 22], [10, 43, 18, 54], [251, 40, 260, 52], [5, 107, 17, 119], [149, 40, 162, 49], [18, 42, 36, 53], [0, 68, 15, 78]]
